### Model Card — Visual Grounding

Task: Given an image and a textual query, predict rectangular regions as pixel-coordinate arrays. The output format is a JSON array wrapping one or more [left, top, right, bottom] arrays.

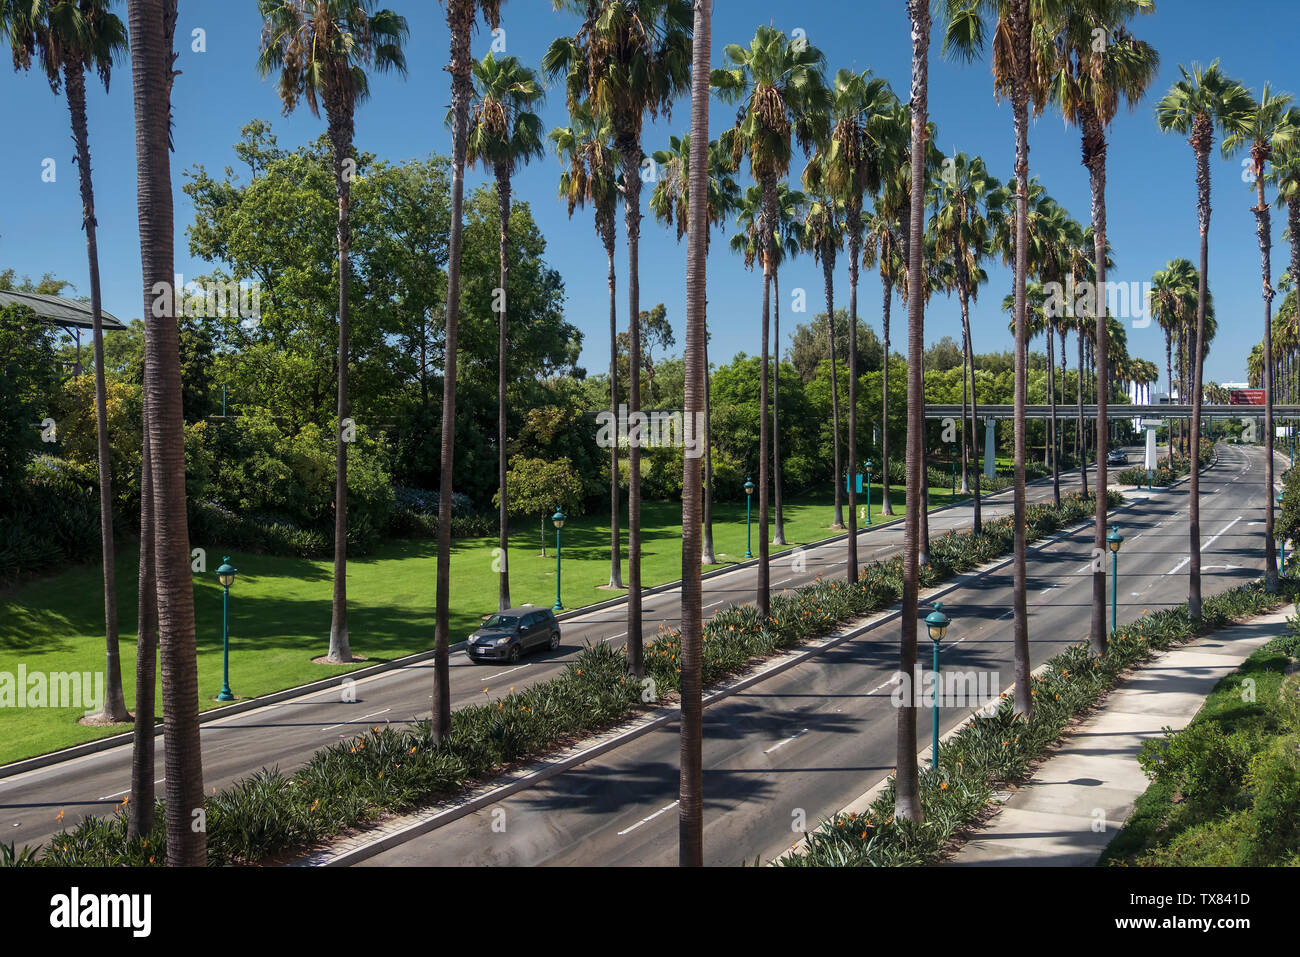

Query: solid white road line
[[1166, 516, 1243, 575], [320, 708, 391, 733]]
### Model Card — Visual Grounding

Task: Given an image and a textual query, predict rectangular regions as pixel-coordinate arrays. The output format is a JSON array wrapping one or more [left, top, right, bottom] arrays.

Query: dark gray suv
[[467, 607, 561, 664]]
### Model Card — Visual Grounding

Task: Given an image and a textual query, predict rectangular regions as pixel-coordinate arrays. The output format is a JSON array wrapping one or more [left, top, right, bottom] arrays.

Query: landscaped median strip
[[773, 575, 1299, 868], [2, 490, 1124, 867]]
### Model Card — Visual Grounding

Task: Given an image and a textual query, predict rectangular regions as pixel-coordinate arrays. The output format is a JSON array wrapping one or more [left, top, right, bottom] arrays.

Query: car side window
[[522, 613, 538, 628]]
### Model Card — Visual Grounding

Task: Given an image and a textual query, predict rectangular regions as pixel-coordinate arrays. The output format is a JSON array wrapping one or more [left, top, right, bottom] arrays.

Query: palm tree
[[863, 169, 908, 517], [929, 152, 1002, 530], [123, 0, 204, 866], [801, 195, 847, 529], [1044, 0, 1159, 656], [1156, 59, 1253, 618], [677, 0, 710, 868], [712, 24, 829, 613], [3, 0, 130, 723], [258, 0, 409, 664], [802, 67, 896, 579], [895, 0, 932, 825], [1225, 87, 1299, 592], [547, 0, 694, 678], [649, 133, 740, 565], [466, 52, 544, 612], [1150, 258, 1197, 464], [428, 0, 503, 741], [941, 0, 1058, 711], [1273, 143, 1300, 362], [730, 182, 806, 550], [550, 101, 625, 588]]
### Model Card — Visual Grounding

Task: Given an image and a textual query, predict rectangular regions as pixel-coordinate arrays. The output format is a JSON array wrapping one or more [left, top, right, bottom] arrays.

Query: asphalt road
[[0, 462, 1105, 851], [358, 443, 1279, 867]]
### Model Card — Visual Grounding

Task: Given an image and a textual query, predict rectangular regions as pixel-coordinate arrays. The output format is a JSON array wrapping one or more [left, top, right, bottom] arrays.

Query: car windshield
[[482, 615, 518, 629]]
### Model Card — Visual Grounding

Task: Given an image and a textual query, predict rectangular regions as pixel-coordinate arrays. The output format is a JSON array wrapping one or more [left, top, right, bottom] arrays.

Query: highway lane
[[358, 443, 1277, 867], [0, 464, 1100, 851]]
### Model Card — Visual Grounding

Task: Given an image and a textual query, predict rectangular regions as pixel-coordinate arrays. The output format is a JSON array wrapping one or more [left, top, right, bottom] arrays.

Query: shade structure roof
[[0, 289, 125, 331]]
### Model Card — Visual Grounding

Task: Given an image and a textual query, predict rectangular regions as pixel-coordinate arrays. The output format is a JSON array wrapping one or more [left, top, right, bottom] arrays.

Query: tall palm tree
[[1044, 0, 1159, 655], [258, 0, 409, 664], [929, 152, 1002, 530], [678, 0, 710, 868], [1156, 59, 1253, 618], [124, 0, 204, 866], [1150, 258, 1197, 464], [802, 195, 848, 529], [802, 67, 896, 579], [547, 0, 693, 678], [429, 0, 503, 741], [550, 101, 624, 588], [730, 182, 806, 549], [1225, 86, 1299, 592], [896, 0, 932, 825], [1273, 143, 1300, 365], [941, 0, 1057, 710], [712, 25, 829, 613], [649, 133, 740, 565], [863, 170, 908, 517], [466, 51, 545, 612], [3, 0, 130, 722]]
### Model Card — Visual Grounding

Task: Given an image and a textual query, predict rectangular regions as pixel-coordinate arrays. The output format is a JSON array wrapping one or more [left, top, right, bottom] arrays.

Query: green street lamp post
[[951, 445, 957, 502], [216, 557, 237, 702], [865, 460, 874, 526], [1107, 526, 1124, 636], [744, 477, 755, 559], [924, 601, 950, 770], [552, 509, 566, 611], [1277, 492, 1286, 571]]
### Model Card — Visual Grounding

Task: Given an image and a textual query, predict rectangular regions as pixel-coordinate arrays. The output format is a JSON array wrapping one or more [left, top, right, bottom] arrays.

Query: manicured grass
[[0, 487, 956, 765]]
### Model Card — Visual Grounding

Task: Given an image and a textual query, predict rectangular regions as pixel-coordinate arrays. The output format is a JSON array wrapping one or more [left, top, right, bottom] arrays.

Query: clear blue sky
[[1, 0, 1294, 386]]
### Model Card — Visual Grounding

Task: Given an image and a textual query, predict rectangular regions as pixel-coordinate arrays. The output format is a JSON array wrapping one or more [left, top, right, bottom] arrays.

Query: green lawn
[[0, 485, 954, 765]]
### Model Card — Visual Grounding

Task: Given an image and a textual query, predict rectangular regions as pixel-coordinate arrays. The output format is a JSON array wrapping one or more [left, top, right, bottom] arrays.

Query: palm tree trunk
[[1011, 57, 1032, 714], [1188, 140, 1211, 618], [1256, 169, 1279, 591], [126, 0, 205, 865], [960, 328, 969, 495], [128, 403, 157, 839], [961, 291, 982, 532], [1059, 325, 1068, 467], [327, 114, 354, 663], [881, 278, 894, 515], [701, 330, 717, 565], [65, 60, 127, 722], [496, 166, 512, 611], [758, 205, 773, 613], [1048, 319, 1060, 506], [434, 0, 476, 742], [825, 257, 845, 528], [897, 0, 929, 825], [678, 0, 709, 865], [773, 268, 786, 545], [1085, 113, 1111, 656], [919, 351, 930, 565], [845, 210, 862, 583], [606, 238, 624, 587], [622, 140, 647, 670], [1078, 324, 1088, 494]]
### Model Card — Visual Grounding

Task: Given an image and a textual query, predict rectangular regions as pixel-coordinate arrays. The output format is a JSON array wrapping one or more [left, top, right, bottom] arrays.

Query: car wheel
[[550, 631, 561, 650], [508, 643, 521, 664]]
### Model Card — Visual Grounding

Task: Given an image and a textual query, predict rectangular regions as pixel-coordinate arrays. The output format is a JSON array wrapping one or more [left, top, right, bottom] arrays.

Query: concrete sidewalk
[[946, 608, 1291, 867]]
